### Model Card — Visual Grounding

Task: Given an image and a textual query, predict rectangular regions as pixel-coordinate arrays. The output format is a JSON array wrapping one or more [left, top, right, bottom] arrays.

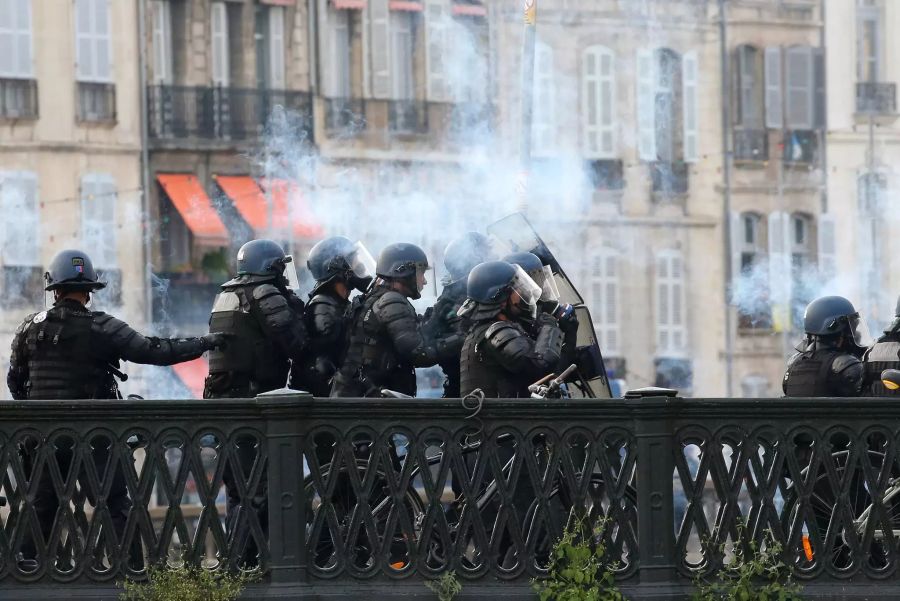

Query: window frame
[[655, 249, 688, 357], [582, 44, 616, 159], [75, 0, 113, 84], [0, 0, 34, 79]]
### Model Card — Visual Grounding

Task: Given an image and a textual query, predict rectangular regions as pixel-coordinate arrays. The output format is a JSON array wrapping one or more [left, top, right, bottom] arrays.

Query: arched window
[[582, 45, 616, 158]]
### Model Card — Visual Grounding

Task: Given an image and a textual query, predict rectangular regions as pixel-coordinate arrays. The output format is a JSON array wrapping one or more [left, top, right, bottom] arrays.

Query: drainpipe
[[718, 0, 734, 397], [137, 0, 153, 329]]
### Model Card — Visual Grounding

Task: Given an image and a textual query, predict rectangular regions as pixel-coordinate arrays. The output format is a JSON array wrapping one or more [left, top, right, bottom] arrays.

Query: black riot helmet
[[376, 242, 430, 299], [887, 295, 900, 333], [44, 249, 107, 291], [307, 236, 375, 295], [237, 239, 290, 278], [803, 295, 872, 351], [503, 251, 546, 286], [443, 232, 495, 283], [461, 260, 543, 322]]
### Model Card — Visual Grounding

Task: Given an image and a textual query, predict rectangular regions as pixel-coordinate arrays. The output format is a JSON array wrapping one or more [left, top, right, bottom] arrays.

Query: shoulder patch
[[32, 311, 47, 324]]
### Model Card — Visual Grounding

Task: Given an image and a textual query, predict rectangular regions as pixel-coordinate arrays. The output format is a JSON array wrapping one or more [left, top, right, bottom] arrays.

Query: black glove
[[554, 304, 579, 333], [201, 332, 233, 351]]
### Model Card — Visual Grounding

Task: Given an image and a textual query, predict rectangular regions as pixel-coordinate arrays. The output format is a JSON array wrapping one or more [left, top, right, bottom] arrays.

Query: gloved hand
[[201, 332, 233, 351], [536, 311, 559, 329], [554, 303, 579, 333]]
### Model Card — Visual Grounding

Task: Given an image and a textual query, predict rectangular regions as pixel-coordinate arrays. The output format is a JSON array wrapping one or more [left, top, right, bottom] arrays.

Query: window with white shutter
[[582, 45, 615, 159], [735, 45, 763, 128], [0, 0, 33, 78], [211, 2, 229, 86], [324, 1, 351, 98], [425, 0, 448, 101], [682, 50, 699, 162], [785, 46, 814, 130], [636, 49, 656, 160], [532, 41, 555, 155], [656, 251, 687, 356], [857, 0, 882, 83], [390, 11, 413, 99], [81, 174, 117, 268], [0, 171, 39, 266], [590, 248, 620, 356], [817, 212, 836, 282], [268, 6, 285, 89], [368, 0, 391, 99], [75, 0, 112, 83], [764, 46, 783, 129], [150, 0, 173, 84]]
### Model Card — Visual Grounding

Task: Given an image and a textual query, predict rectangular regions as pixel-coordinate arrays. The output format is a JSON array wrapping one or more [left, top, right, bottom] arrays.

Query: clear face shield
[[850, 313, 873, 348], [539, 265, 561, 305], [281, 255, 301, 291], [349, 242, 376, 280], [509, 265, 542, 320]]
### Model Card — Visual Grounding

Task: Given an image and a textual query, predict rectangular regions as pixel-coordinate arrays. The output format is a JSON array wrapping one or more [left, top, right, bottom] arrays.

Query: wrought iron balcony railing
[[0, 78, 38, 120], [856, 82, 897, 115], [388, 99, 428, 135], [6, 396, 900, 598], [733, 129, 769, 162], [323, 97, 367, 134], [148, 85, 313, 143], [76, 82, 116, 123], [650, 161, 689, 196]]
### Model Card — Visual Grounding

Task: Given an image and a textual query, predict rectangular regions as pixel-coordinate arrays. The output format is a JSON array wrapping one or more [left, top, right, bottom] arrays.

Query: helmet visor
[[510, 264, 542, 311], [851, 314, 873, 347], [350, 242, 376, 279], [282, 255, 301, 290], [540, 265, 561, 304]]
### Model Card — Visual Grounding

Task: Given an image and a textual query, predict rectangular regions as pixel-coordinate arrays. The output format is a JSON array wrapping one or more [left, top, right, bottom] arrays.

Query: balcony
[[732, 129, 768, 162], [0, 78, 38, 120], [323, 97, 366, 134], [388, 99, 428, 135], [76, 82, 116, 123], [782, 130, 819, 165], [650, 161, 689, 197], [4, 396, 900, 598], [148, 85, 313, 144], [856, 82, 897, 116]]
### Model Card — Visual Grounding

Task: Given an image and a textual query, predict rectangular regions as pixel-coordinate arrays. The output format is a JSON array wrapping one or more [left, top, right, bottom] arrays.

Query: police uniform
[[783, 340, 865, 397], [863, 328, 900, 396], [289, 292, 348, 397], [422, 279, 469, 398]]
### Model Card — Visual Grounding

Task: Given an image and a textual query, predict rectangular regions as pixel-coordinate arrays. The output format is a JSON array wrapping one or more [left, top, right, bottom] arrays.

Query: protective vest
[[459, 321, 529, 398], [336, 287, 416, 396], [783, 349, 843, 397], [864, 335, 900, 396], [207, 286, 288, 395], [24, 306, 116, 399], [291, 293, 346, 396]]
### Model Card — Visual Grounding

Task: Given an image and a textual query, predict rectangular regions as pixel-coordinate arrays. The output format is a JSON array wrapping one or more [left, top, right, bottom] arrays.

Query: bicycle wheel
[[305, 458, 425, 576]]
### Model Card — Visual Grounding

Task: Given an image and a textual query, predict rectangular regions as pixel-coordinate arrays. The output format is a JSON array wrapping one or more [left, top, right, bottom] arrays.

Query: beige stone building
[[0, 0, 148, 396]]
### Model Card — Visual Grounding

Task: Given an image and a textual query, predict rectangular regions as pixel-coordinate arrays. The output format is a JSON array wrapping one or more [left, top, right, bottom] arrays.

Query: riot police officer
[[783, 296, 868, 397], [863, 296, 900, 396], [459, 260, 563, 398], [422, 232, 495, 397], [290, 236, 374, 396], [203, 239, 307, 565], [7, 249, 225, 570], [331, 242, 458, 397]]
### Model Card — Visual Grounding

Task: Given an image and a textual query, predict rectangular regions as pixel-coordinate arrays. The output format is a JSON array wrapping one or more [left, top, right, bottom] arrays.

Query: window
[[390, 12, 414, 100], [211, 2, 229, 86], [532, 42, 556, 154], [425, 0, 449, 101], [764, 46, 783, 129], [255, 4, 285, 89], [589, 249, 620, 355], [857, 0, 882, 83], [150, 0, 173, 84], [734, 45, 763, 128], [636, 48, 697, 162], [656, 251, 687, 356], [582, 45, 615, 158], [323, 1, 352, 98], [789, 213, 813, 330], [0, 0, 33, 79], [0, 171, 41, 307], [81, 174, 117, 269], [731, 212, 771, 329], [75, 0, 112, 83], [368, 0, 390, 98]]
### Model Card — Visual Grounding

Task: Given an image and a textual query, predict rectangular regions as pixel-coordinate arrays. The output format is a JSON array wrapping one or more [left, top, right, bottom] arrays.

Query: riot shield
[[487, 213, 612, 398], [486, 212, 584, 306]]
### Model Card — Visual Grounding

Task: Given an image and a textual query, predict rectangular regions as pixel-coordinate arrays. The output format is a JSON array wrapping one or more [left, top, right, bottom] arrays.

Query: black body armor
[[423, 279, 469, 398], [290, 293, 348, 396], [863, 333, 900, 396], [204, 280, 306, 398], [783, 343, 865, 398], [459, 316, 563, 398]]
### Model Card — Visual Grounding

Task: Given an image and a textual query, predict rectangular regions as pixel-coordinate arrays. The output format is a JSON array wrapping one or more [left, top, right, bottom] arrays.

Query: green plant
[[425, 570, 463, 601], [532, 512, 625, 601], [693, 523, 803, 601], [119, 564, 254, 601]]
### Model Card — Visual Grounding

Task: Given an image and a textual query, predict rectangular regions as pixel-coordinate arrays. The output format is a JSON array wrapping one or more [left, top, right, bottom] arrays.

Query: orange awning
[[332, 0, 366, 8], [157, 174, 229, 245], [238, 177, 323, 239], [215, 175, 270, 233], [172, 357, 208, 399], [453, 3, 486, 16], [389, 0, 423, 11]]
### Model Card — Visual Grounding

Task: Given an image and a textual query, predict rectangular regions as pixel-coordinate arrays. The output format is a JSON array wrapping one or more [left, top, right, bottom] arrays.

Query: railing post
[[259, 393, 309, 584], [627, 389, 679, 587]]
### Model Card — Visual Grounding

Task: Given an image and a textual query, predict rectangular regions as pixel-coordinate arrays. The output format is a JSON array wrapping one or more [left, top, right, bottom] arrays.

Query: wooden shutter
[[729, 211, 742, 301], [764, 46, 782, 129], [0, 0, 33, 78], [268, 6, 285, 88], [583, 46, 616, 158], [151, 0, 173, 83], [682, 50, 699, 162], [817, 212, 836, 281], [656, 251, 687, 355], [785, 46, 813, 130], [390, 11, 412, 99], [636, 49, 656, 161], [81, 174, 117, 268], [211, 2, 229, 85], [425, 0, 448, 101], [591, 249, 620, 355], [813, 47, 825, 129], [369, 0, 391, 99], [768, 211, 792, 331], [75, 0, 94, 80]]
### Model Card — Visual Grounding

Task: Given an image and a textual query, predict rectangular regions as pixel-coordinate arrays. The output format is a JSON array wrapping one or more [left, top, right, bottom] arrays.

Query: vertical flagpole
[[517, 0, 537, 212]]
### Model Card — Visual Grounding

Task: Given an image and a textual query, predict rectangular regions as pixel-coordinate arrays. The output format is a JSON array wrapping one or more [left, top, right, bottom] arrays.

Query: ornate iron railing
[[4, 395, 900, 599]]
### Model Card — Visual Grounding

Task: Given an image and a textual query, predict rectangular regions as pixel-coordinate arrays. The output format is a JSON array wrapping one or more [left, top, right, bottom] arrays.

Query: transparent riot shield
[[486, 212, 584, 306], [570, 305, 613, 398]]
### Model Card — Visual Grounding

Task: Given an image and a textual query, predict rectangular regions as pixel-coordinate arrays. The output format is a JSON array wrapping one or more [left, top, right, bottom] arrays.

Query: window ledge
[[853, 112, 899, 126], [733, 159, 768, 169], [737, 327, 775, 336]]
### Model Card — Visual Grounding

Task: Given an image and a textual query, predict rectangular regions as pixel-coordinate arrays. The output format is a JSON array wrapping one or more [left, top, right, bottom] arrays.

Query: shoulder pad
[[15, 312, 39, 334], [374, 291, 415, 320], [252, 283, 282, 301], [485, 321, 524, 347], [309, 294, 342, 308], [832, 353, 862, 374]]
